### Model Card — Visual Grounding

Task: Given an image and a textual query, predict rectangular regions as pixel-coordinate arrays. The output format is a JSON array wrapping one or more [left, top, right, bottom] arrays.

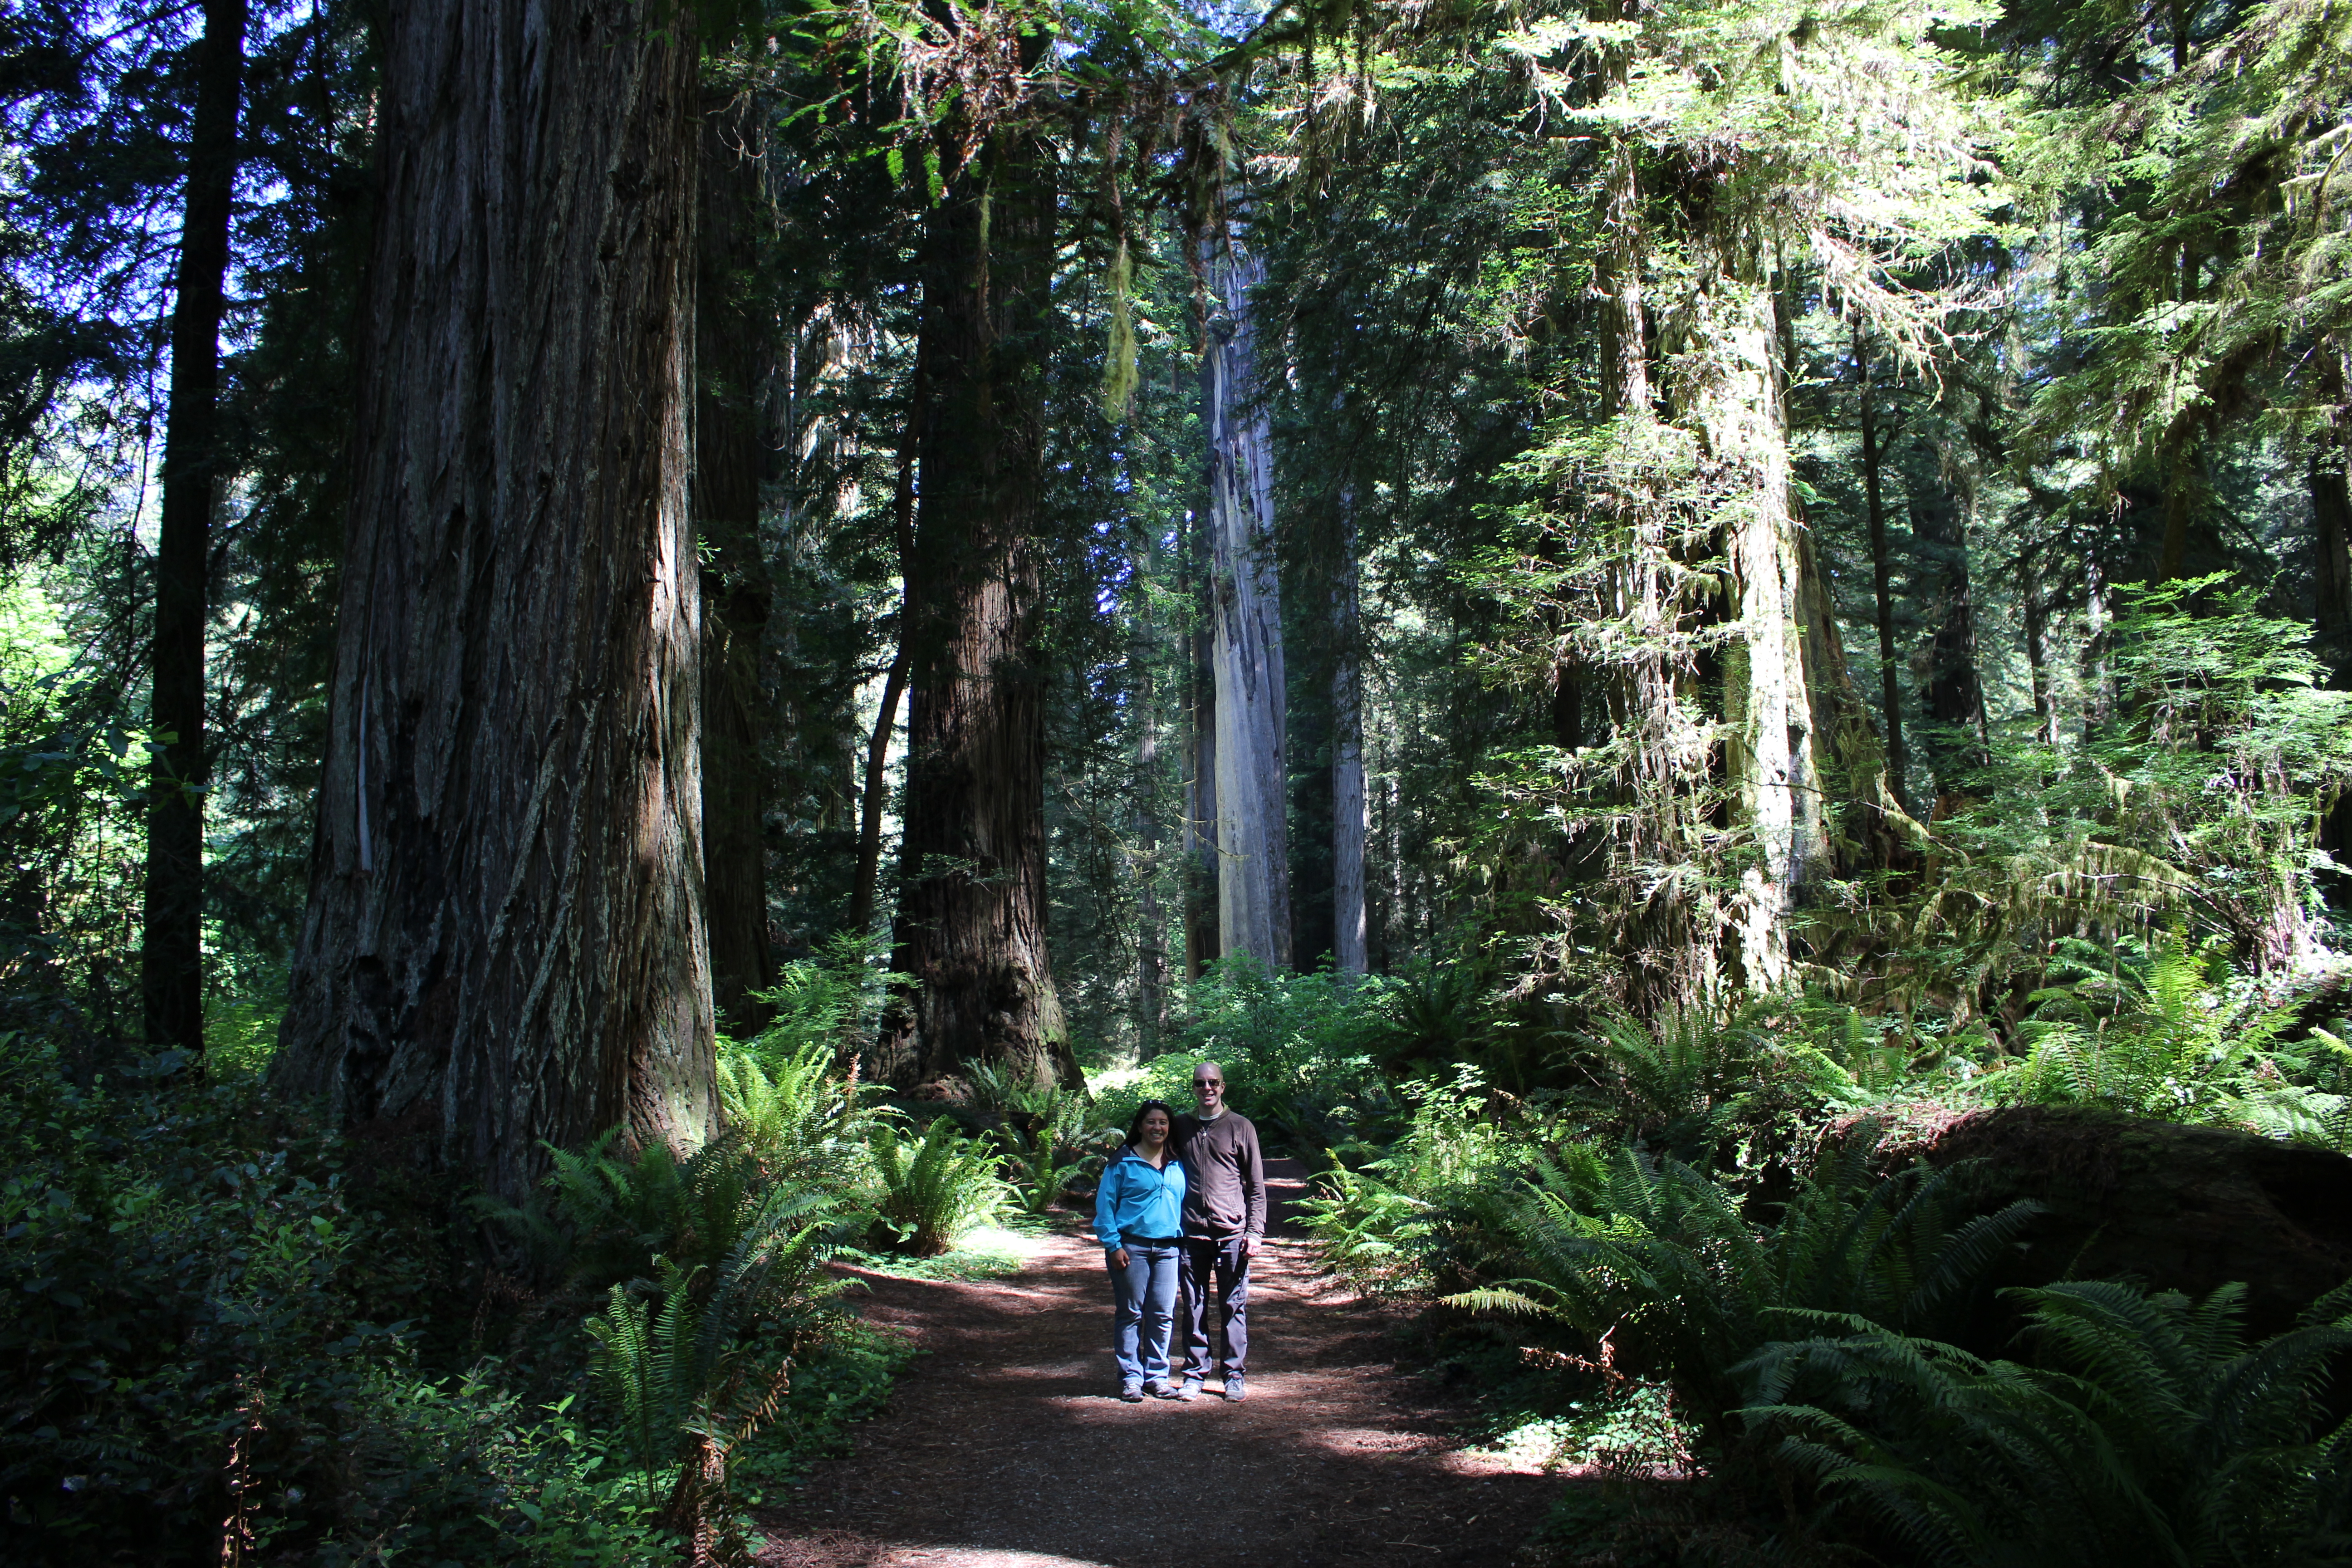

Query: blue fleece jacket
[[1094, 1147, 1186, 1254]]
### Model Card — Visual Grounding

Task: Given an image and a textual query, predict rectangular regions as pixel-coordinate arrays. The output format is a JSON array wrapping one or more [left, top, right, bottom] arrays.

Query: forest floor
[[752, 1158, 1568, 1568]]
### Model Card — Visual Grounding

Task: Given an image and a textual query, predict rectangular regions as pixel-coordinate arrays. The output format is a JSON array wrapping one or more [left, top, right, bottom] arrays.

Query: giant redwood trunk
[[146, 0, 247, 1055], [274, 0, 714, 1199], [874, 121, 1077, 1093], [698, 90, 775, 1036], [1201, 239, 1291, 970]]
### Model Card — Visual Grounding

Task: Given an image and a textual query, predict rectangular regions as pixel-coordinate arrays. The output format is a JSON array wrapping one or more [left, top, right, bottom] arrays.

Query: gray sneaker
[[1171, 1378, 1202, 1402], [1144, 1379, 1176, 1399], [1120, 1382, 1145, 1403], [1222, 1373, 1247, 1402]]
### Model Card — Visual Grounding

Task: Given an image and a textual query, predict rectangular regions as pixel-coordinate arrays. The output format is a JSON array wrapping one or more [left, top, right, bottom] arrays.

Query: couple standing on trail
[[1092, 1061, 1264, 1404]]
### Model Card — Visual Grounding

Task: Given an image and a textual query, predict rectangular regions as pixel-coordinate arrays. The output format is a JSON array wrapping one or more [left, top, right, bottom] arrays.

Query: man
[[1168, 1059, 1265, 1401]]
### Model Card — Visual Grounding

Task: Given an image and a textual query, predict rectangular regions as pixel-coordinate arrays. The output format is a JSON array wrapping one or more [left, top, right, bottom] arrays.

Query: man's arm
[[1241, 1118, 1267, 1243]]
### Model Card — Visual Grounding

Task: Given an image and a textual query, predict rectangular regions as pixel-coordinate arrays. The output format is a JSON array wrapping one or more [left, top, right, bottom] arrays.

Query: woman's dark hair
[[1126, 1099, 1176, 1149]]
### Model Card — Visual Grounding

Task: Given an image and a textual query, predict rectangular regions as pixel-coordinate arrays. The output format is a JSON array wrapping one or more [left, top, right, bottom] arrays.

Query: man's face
[[1192, 1067, 1225, 1114]]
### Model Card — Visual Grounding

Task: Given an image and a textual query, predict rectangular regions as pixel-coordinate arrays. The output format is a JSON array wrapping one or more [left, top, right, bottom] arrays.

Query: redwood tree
[[274, 0, 714, 1198], [698, 88, 777, 1036], [145, 0, 248, 1055], [873, 109, 1077, 1093]]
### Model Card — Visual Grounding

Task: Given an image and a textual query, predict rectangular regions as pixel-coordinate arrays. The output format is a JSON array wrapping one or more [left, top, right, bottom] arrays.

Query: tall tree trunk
[[875, 114, 1075, 1093], [145, 0, 248, 1057], [1183, 519, 1220, 979], [1331, 486, 1367, 977], [1912, 462, 1990, 799], [1200, 239, 1290, 970], [850, 359, 922, 936], [2023, 555, 2056, 745], [1132, 543, 1169, 1047], [698, 90, 774, 1037], [1699, 279, 1804, 992], [2315, 347, 2352, 686], [273, 0, 712, 1199], [1853, 317, 1908, 817]]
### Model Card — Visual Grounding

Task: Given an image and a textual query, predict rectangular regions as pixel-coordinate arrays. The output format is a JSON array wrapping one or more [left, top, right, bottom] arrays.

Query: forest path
[[754, 1158, 1561, 1568]]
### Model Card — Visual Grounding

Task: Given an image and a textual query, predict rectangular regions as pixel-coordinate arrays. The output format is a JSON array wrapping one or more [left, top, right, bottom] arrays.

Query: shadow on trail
[[757, 1159, 1564, 1568]]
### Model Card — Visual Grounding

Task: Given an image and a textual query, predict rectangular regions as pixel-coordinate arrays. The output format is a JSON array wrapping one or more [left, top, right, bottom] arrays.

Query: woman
[[1094, 1099, 1187, 1401]]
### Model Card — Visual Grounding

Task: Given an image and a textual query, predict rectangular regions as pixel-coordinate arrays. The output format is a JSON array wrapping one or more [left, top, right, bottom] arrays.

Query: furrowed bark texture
[[1201, 242, 1291, 970], [274, 0, 714, 1199], [698, 92, 775, 1035], [1331, 487, 1367, 976], [145, 0, 248, 1055], [877, 124, 1076, 1093]]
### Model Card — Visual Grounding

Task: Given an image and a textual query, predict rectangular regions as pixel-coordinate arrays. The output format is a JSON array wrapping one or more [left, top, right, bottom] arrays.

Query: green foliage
[[1449, 1137, 2042, 1449], [0, 1034, 681, 1565], [1092, 957, 1398, 1156], [1747, 1280, 2352, 1565], [980, 1079, 1114, 1215], [1980, 932, 2340, 1139], [1300, 1066, 1543, 1293], [736, 932, 902, 1075], [867, 1114, 1010, 1255], [715, 1037, 881, 1191]]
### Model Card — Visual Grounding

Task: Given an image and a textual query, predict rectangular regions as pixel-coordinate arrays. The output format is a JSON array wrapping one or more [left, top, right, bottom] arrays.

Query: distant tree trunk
[[274, 0, 712, 1200], [1200, 239, 1290, 970], [1332, 486, 1367, 977], [2023, 556, 2057, 744], [2156, 432, 2206, 582], [1183, 521, 1220, 979], [1132, 542, 1169, 1047], [875, 111, 1075, 1093], [698, 90, 774, 1037], [2315, 349, 2352, 686], [1912, 466, 1990, 798], [1853, 317, 1908, 817], [850, 358, 922, 936], [146, 0, 248, 1057]]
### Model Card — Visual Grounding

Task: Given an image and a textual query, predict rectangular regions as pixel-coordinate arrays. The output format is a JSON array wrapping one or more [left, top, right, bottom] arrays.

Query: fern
[[1745, 1279, 2352, 1565], [1446, 1134, 2042, 1447], [868, 1115, 1009, 1254]]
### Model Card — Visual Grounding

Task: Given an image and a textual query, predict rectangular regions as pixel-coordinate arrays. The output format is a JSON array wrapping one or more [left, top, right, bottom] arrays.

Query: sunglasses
[[1192, 1078, 1224, 1088]]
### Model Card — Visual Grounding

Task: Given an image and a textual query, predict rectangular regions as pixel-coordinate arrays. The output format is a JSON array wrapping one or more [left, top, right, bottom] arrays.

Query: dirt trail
[[755, 1158, 1560, 1568]]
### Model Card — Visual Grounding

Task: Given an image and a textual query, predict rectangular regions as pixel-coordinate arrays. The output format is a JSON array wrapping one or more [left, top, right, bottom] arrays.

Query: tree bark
[[2318, 453, 2352, 681], [1331, 486, 1367, 977], [273, 0, 713, 1200], [1700, 280, 1804, 992], [1183, 518, 1220, 979], [1132, 542, 1170, 1046], [145, 0, 248, 1057], [874, 114, 1075, 1093], [1854, 317, 1908, 816], [1200, 239, 1291, 970], [698, 89, 775, 1037]]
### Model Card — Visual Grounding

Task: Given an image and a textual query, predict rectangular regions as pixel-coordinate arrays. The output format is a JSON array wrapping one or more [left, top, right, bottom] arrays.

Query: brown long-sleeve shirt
[[1172, 1110, 1265, 1238]]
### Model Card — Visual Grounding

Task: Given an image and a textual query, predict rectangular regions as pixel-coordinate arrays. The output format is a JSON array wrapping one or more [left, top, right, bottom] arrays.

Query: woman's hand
[[1111, 1247, 1130, 1269]]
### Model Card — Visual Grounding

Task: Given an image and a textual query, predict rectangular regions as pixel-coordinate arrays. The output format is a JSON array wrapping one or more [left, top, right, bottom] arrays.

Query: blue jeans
[[1108, 1241, 1181, 1387]]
